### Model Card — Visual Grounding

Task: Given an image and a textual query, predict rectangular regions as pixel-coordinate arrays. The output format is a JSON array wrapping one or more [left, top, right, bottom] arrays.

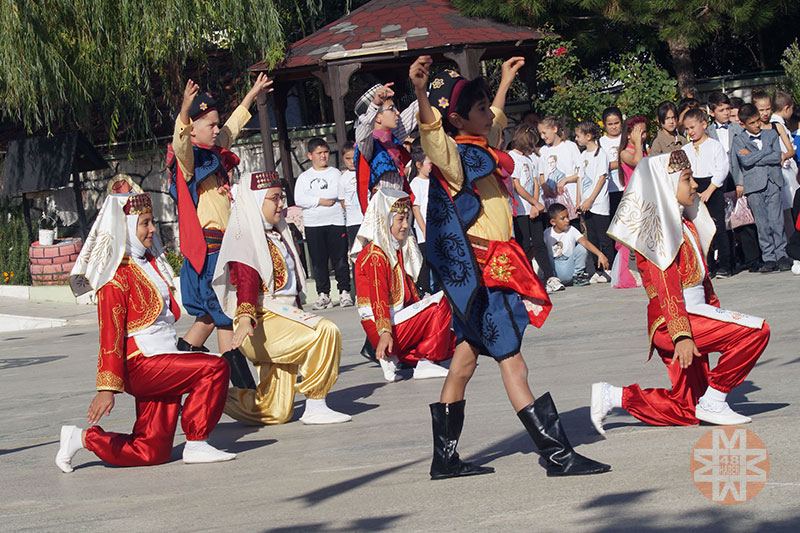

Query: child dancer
[[411, 55, 610, 479], [574, 120, 613, 282], [592, 151, 770, 432]]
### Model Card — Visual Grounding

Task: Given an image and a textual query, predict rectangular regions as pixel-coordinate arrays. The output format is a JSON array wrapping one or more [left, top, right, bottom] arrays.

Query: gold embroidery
[[390, 262, 404, 307], [124, 260, 164, 333], [96, 370, 124, 392], [126, 349, 142, 360], [236, 302, 257, 321], [679, 228, 703, 288], [612, 192, 665, 258], [375, 318, 392, 335], [98, 286, 126, 361], [267, 238, 288, 291], [487, 253, 516, 282]]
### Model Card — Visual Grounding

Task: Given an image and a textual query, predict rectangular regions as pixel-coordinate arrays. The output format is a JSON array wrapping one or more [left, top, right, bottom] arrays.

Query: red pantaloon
[[622, 316, 770, 426], [362, 298, 455, 365], [85, 351, 229, 466]]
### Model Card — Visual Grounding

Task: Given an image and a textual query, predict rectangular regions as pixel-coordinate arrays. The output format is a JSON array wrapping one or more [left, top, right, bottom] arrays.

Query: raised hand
[[242, 72, 275, 109], [179, 79, 201, 123], [410, 56, 433, 93], [372, 83, 396, 105], [500, 57, 525, 85]]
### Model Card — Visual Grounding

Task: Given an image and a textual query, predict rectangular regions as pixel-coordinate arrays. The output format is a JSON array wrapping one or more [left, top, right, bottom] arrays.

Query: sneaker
[[339, 290, 354, 307], [589, 272, 609, 284], [545, 276, 566, 294], [379, 355, 401, 382], [695, 399, 751, 425], [792, 260, 800, 276], [715, 269, 733, 279], [413, 358, 449, 379], [572, 273, 591, 287], [758, 261, 777, 273], [777, 257, 793, 272], [182, 440, 237, 464], [590, 383, 613, 436], [312, 293, 333, 310]]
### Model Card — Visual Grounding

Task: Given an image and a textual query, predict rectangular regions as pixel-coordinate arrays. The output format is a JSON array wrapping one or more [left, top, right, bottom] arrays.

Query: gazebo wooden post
[[326, 62, 361, 156], [256, 93, 276, 173], [273, 84, 297, 206], [444, 47, 486, 79]]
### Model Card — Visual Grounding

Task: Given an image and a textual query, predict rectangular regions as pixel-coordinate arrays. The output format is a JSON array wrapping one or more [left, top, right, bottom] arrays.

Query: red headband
[[448, 79, 468, 115]]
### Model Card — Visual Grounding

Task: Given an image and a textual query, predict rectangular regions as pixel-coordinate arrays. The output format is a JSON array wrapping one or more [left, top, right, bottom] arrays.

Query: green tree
[[0, 0, 285, 144], [781, 40, 800, 105]]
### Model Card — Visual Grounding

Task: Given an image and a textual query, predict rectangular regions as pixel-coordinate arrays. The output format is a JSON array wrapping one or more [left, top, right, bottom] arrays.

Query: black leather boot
[[430, 400, 494, 480], [518, 392, 611, 477], [222, 349, 257, 390], [177, 338, 209, 352], [360, 338, 377, 362]]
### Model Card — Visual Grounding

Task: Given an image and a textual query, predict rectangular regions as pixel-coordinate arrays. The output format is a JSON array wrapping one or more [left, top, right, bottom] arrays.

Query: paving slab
[[1, 271, 799, 532]]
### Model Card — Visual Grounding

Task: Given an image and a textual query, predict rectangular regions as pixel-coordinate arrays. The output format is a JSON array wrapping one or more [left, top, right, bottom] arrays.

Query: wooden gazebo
[[249, 0, 545, 190]]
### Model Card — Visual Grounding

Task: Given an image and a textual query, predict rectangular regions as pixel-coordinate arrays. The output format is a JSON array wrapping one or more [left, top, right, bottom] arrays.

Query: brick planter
[[29, 238, 82, 285]]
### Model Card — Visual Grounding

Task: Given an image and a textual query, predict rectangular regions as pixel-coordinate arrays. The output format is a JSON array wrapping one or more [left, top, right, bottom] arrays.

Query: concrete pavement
[[1, 271, 798, 532]]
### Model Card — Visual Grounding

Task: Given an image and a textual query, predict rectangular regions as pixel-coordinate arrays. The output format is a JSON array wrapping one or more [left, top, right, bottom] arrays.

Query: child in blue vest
[[411, 56, 610, 479]]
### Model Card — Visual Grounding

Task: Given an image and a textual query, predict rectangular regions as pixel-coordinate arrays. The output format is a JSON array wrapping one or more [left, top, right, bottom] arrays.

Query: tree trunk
[[667, 37, 698, 98]]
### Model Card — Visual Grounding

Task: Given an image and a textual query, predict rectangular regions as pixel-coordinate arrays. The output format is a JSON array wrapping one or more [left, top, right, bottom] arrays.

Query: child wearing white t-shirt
[[599, 107, 624, 217], [538, 116, 582, 224], [409, 145, 433, 293], [545, 203, 609, 287], [575, 121, 613, 283], [338, 142, 362, 246]]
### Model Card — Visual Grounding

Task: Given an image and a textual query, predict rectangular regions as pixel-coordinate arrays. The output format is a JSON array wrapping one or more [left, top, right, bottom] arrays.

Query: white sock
[[608, 385, 623, 409], [699, 386, 727, 406], [184, 439, 208, 451], [304, 398, 329, 414], [67, 427, 84, 456]]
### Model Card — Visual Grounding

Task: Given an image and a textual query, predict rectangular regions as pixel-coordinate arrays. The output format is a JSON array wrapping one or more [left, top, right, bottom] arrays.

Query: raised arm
[[217, 73, 272, 149], [491, 57, 524, 113]]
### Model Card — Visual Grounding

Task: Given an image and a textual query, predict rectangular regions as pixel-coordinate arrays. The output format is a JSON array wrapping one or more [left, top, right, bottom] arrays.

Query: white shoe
[[413, 358, 449, 379], [792, 260, 800, 276], [55, 425, 82, 473], [339, 290, 354, 307], [590, 382, 613, 436], [590, 272, 610, 284], [182, 440, 237, 464], [299, 408, 352, 425], [379, 355, 401, 382], [546, 276, 566, 294], [312, 293, 333, 310], [695, 399, 752, 425]]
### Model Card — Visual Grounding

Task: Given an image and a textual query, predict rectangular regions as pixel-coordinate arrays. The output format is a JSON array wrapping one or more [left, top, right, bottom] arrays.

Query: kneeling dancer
[[592, 150, 770, 433], [212, 171, 351, 425], [412, 56, 610, 478], [57, 194, 234, 472], [352, 188, 455, 382]]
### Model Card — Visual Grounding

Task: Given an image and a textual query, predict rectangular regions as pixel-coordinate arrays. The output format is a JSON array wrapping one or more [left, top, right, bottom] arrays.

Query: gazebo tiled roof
[[251, 0, 544, 73]]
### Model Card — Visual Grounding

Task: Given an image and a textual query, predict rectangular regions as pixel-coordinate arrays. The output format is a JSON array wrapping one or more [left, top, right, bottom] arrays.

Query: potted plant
[[39, 211, 58, 246]]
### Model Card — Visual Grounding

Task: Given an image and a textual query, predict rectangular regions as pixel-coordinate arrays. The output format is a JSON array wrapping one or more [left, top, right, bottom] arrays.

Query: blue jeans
[[549, 244, 587, 285]]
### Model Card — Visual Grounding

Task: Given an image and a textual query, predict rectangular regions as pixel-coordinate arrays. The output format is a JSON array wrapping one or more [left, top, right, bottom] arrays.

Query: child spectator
[[412, 55, 609, 478], [731, 104, 792, 271], [574, 121, 613, 282], [677, 97, 700, 135], [544, 203, 609, 286], [682, 108, 732, 277], [599, 107, 624, 216], [294, 138, 353, 309], [338, 142, 362, 248], [538, 116, 582, 226], [769, 92, 799, 228], [730, 96, 745, 127], [651, 101, 688, 155], [409, 144, 433, 294], [508, 125, 554, 286], [619, 116, 648, 188]]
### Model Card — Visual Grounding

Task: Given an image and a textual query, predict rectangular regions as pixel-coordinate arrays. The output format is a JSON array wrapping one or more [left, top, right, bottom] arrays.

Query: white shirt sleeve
[[709, 140, 730, 188], [293, 171, 319, 209]]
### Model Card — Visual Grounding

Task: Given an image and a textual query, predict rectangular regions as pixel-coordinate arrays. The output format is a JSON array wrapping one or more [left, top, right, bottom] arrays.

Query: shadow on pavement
[[286, 460, 423, 506], [0, 356, 67, 370], [0, 439, 58, 456], [262, 513, 407, 532]]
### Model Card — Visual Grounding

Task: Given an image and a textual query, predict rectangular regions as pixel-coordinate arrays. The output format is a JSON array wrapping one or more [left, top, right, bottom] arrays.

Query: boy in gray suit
[[731, 104, 791, 272]]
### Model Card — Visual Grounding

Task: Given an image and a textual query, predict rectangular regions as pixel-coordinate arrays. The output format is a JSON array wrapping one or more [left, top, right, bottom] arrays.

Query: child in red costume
[[592, 150, 770, 434]]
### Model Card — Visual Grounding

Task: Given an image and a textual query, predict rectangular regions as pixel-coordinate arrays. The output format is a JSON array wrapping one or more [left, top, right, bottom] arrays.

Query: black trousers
[[305, 224, 351, 295], [734, 224, 762, 266], [609, 191, 624, 219], [695, 177, 733, 272], [584, 211, 614, 272]]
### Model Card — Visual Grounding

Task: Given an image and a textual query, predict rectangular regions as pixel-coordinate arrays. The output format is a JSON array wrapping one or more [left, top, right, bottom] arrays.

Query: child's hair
[[340, 141, 355, 157], [521, 110, 540, 125], [773, 91, 794, 112], [656, 101, 679, 126], [751, 90, 772, 105], [444, 77, 491, 135], [730, 96, 744, 110], [738, 103, 759, 123], [619, 115, 648, 153], [706, 92, 731, 112], [307, 137, 329, 153], [407, 143, 428, 180], [677, 97, 700, 116], [683, 108, 707, 125], [548, 202, 568, 220], [574, 121, 601, 156], [511, 124, 539, 155], [602, 106, 623, 125], [540, 115, 567, 141]]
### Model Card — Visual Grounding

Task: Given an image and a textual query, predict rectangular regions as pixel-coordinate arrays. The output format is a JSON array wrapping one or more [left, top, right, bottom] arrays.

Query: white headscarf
[[607, 151, 716, 271], [350, 188, 423, 281], [212, 173, 304, 319], [70, 194, 174, 296]]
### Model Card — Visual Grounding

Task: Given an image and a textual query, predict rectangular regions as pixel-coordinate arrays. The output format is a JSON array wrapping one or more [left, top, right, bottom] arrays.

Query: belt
[[203, 228, 224, 253]]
